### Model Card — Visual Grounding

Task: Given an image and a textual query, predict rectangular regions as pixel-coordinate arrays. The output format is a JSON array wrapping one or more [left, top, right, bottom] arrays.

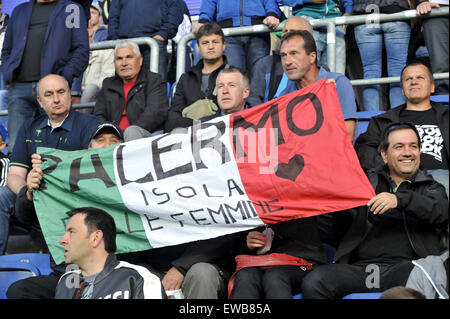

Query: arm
[[198, 0, 217, 23], [93, 81, 109, 122], [107, 0, 120, 40], [156, 0, 184, 41], [62, 3, 90, 84], [354, 117, 387, 172], [6, 166, 28, 195]]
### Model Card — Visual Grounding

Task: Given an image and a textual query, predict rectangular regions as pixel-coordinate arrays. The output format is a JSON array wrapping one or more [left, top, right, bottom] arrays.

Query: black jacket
[[333, 165, 448, 264], [55, 254, 166, 299], [94, 69, 169, 133], [164, 57, 228, 132], [354, 102, 449, 172]]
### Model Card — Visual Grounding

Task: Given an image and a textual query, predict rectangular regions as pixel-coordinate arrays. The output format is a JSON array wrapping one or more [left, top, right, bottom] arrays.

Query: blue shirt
[[10, 109, 102, 170], [280, 67, 357, 120]]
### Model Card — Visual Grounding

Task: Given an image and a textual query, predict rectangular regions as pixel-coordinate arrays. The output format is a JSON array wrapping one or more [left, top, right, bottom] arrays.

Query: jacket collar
[[37, 108, 76, 132]]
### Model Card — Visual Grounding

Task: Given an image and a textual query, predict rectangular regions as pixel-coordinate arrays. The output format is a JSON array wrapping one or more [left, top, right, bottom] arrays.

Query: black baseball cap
[[91, 122, 124, 141]]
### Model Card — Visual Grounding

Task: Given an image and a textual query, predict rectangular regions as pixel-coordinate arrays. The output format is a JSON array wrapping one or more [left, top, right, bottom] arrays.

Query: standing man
[[93, 40, 169, 141], [0, 0, 90, 154], [301, 123, 448, 298], [55, 207, 165, 299], [279, 30, 357, 140], [416, 0, 449, 94], [164, 23, 229, 132], [194, 0, 281, 79], [355, 61, 449, 196], [0, 74, 101, 255], [107, 0, 183, 82]]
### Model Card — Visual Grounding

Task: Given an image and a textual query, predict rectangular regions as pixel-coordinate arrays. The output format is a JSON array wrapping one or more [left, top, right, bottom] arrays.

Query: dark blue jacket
[[0, 0, 89, 85], [108, 0, 183, 41], [198, 0, 281, 27]]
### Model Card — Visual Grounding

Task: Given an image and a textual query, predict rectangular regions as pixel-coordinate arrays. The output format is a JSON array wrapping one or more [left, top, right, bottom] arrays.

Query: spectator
[[415, 0, 449, 94], [214, 67, 250, 116], [355, 61, 449, 197], [108, 0, 184, 82], [229, 219, 327, 298], [164, 23, 229, 132], [122, 232, 241, 299], [0, 74, 101, 255], [247, 16, 313, 107], [195, 0, 281, 80], [301, 123, 448, 298], [0, 0, 89, 154], [279, 0, 351, 75], [352, 0, 411, 111], [79, 3, 115, 106], [279, 30, 357, 140], [93, 40, 169, 141], [6, 121, 124, 299], [55, 207, 165, 299]]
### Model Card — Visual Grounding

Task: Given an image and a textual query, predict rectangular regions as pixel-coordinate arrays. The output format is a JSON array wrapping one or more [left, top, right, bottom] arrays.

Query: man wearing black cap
[[6, 122, 123, 299]]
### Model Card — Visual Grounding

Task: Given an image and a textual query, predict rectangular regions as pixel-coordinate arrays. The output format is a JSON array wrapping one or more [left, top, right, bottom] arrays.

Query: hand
[[26, 167, 43, 201], [162, 267, 184, 291], [31, 153, 43, 169], [342, 13, 351, 30], [326, 78, 336, 88], [246, 231, 266, 250], [367, 192, 398, 215], [153, 35, 166, 42], [416, 1, 440, 16], [193, 23, 204, 34], [263, 16, 280, 30]]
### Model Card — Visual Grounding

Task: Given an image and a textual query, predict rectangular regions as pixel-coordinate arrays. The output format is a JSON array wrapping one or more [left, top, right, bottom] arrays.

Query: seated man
[[248, 16, 313, 107], [301, 123, 448, 299], [0, 74, 101, 254], [6, 122, 124, 299], [164, 23, 229, 132], [56, 207, 165, 299], [355, 60, 449, 197], [93, 40, 169, 141], [279, 30, 357, 141]]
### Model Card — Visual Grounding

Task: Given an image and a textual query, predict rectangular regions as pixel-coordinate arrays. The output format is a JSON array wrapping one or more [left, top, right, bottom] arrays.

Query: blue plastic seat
[[0, 253, 52, 299]]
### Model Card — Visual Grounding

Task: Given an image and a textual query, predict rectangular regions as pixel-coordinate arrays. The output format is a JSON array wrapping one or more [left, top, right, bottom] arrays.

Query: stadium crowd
[[0, 0, 448, 300]]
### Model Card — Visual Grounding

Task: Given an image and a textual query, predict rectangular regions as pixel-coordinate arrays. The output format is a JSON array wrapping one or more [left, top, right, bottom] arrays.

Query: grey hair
[[214, 66, 249, 95], [114, 40, 141, 57], [36, 74, 70, 97]]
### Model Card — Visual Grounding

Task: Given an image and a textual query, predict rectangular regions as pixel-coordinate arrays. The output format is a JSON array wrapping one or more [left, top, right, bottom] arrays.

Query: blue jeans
[[7, 82, 42, 154], [299, 15, 346, 74], [0, 186, 16, 254], [355, 21, 410, 111], [224, 34, 270, 79]]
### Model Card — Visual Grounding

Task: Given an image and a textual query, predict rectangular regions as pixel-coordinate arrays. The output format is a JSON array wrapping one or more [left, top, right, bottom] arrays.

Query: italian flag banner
[[34, 79, 375, 264]]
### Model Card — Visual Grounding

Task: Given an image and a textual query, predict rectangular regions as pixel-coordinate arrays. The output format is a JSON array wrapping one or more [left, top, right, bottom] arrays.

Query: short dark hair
[[196, 22, 225, 43], [379, 286, 425, 299], [400, 60, 434, 88], [67, 207, 117, 253], [379, 122, 421, 153], [280, 29, 317, 58]]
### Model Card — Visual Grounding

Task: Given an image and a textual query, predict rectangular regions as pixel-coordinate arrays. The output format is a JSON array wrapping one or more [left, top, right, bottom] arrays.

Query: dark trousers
[[301, 261, 414, 299], [422, 13, 449, 94], [231, 265, 310, 299], [6, 272, 60, 299]]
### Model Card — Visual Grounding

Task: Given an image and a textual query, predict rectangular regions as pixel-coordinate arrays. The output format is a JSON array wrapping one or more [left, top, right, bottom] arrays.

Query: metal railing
[[176, 7, 449, 85]]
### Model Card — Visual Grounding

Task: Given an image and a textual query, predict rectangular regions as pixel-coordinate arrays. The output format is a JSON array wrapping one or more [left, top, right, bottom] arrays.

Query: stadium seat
[[0, 253, 52, 299], [430, 94, 449, 106], [354, 111, 385, 143]]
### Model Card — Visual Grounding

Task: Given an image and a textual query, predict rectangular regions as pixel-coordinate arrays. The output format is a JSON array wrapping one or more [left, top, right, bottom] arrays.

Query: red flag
[[231, 79, 375, 224]]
